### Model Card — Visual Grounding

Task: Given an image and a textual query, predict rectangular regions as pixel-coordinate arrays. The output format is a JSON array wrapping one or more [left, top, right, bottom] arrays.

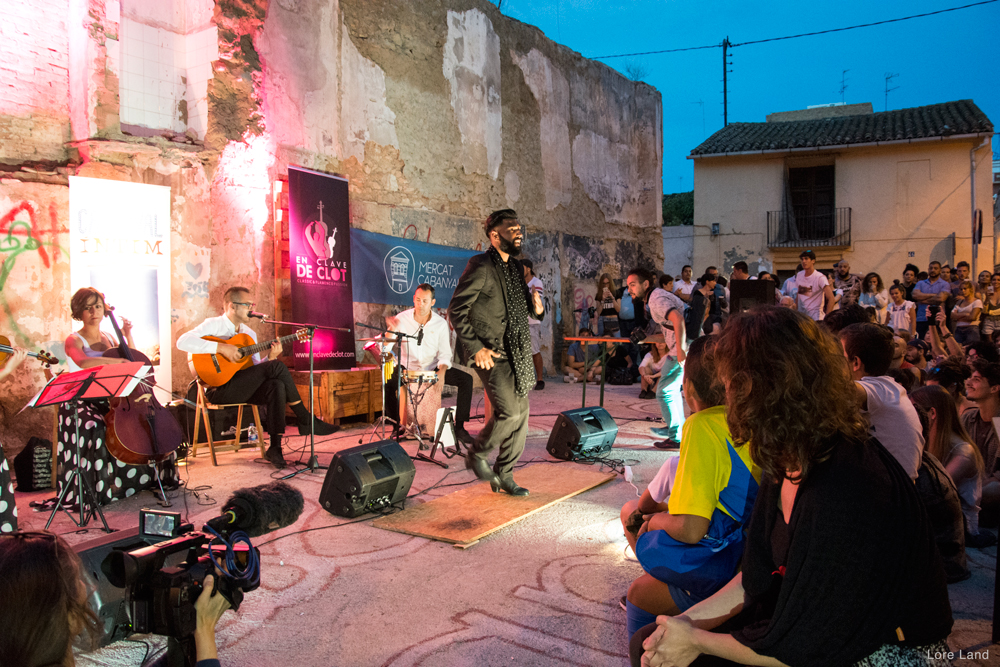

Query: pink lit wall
[[0, 0, 70, 117]]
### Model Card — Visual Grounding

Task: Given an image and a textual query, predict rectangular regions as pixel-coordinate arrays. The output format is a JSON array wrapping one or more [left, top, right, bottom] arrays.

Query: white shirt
[[675, 279, 695, 296], [794, 270, 829, 320], [176, 314, 265, 365], [639, 352, 667, 376], [647, 455, 680, 504], [888, 300, 915, 332], [648, 287, 686, 355], [387, 308, 452, 372], [527, 277, 544, 326], [782, 275, 798, 299], [858, 375, 923, 481]]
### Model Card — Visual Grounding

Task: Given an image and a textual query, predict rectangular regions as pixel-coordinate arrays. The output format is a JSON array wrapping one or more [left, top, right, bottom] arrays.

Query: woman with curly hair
[[636, 307, 952, 667], [858, 272, 889, 325], [594, 273, 620, 335]]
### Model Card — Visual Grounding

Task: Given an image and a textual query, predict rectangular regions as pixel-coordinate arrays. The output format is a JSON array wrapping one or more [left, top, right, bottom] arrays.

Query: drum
[[401, 370, 438, 385]]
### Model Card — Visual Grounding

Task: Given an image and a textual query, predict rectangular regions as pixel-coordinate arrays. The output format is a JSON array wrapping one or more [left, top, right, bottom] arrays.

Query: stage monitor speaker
[[730, 279, 775, 313], [320, 440, 416, 518], [546, 407, 618, 461]]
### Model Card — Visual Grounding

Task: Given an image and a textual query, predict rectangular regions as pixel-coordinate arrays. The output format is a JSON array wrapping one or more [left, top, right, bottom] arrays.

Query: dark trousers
[[386, 366, 473, 426], [472, 359, 528, 478], [206, 360, 298, 442]]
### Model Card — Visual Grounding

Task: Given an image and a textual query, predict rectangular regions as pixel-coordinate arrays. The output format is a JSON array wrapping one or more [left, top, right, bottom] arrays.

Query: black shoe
[[490, 476, 529, 496], [297, 417, 340, 436], [265, 446, 287, 469], [466, 453, 501, 486], [534, 380, 545, 390], [653, 438, 681, 450], [967, 530, 998, 548], [454, 424, 476, 446]]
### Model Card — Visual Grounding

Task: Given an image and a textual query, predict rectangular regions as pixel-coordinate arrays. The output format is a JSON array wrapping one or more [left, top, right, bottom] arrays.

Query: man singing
[[177, 286, 337, 469], [384, 283, 475, 445], [449, 209, 544, 496]]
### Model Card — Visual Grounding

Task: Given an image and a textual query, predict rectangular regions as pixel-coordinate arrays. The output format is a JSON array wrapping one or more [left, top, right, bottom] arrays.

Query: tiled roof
[[689, 99, 993, 157]]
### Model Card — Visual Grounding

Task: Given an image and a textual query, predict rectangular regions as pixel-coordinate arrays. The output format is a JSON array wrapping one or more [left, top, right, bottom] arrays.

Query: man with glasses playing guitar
[[177, 286, 338, 469]]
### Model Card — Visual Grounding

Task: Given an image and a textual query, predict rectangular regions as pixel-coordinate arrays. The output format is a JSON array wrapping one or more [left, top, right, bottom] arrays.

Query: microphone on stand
[[417, 327, 424, 345], [248, 311, 269, 320]]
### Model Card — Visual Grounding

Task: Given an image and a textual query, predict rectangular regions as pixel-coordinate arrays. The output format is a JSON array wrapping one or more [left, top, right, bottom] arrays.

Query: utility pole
[[839, 70, 849, 104], [722, 37, 731, 126], [884, 73, 899, 111]]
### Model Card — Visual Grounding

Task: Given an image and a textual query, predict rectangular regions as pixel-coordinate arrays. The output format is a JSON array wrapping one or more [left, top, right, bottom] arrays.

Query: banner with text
[[350, 229, 478, 307], [288, 166, 354, 371]]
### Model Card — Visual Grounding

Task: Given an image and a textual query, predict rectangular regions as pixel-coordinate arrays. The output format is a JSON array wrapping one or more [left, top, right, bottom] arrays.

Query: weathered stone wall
[[0, 0, 662, 454]]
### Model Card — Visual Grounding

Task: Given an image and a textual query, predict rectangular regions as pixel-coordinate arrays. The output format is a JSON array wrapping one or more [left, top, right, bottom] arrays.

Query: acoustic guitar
[[191, 329, 309, 386]]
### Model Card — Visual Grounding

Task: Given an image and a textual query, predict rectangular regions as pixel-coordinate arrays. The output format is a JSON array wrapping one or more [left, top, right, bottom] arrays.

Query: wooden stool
[[191, 383, 266, 466]]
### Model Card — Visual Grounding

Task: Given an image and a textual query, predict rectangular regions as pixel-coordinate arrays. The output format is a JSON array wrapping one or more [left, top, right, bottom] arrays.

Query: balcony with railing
[[767, 207, 851, 249]]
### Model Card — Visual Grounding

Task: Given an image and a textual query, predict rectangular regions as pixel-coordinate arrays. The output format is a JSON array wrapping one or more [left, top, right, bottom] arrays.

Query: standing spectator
[[685, 273, 716, 342], [637, 340, 667, 399], [952, 261, 970, 296], [941, 264, 954, 286], [781, 265, 801, 299], [975, 270, 992, 302], [912, 261, 951, 339], [522, 259, 546, 390], [595, 273, 620, 336], [952, 280, 982, 345], [658, 274, 674, 294], [887, 284, 916, 339], [980, 273, 1000, 339], [840, 323, 924, 480], [673, 265, 696, 304], [626, 268, 687, 448], [902, 263, 920, 301], [793, 250, 834, 320], [833, 259, 863, 307], [634, 307, 953, 667], [910, 385, 995, 548], [703, 266, 727, 331], [858, 272, 889, 324], [961, 361, 1000, 517], [730, 261, 750, 281]]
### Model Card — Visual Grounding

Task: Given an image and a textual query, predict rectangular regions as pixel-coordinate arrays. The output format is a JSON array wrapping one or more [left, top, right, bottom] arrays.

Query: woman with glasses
[[635, 307, 952, 667], [0, 530, 229, 666]]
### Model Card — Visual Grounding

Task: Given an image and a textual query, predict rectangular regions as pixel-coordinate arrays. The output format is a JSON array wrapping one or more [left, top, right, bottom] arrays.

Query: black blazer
[[448, 251, 543, 365]]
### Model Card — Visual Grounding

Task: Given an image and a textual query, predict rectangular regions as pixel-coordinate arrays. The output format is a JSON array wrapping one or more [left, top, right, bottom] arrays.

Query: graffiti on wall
[[0, 200, 64, 342]]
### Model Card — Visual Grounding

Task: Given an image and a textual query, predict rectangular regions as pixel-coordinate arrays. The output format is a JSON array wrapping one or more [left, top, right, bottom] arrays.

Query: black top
[[733, 437, 953, 666]]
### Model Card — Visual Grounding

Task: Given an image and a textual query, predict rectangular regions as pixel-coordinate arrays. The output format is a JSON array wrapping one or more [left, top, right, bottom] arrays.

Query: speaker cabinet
[[730, 279, 776, 313], [320, 440, 416, 517], [546, 407, 618, 461]]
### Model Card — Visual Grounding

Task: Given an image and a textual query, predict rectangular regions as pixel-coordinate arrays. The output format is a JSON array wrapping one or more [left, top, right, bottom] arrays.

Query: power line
[[590, 0, 998, 59]]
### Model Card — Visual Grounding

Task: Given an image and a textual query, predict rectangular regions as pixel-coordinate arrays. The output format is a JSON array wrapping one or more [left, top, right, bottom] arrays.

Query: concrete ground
[[13, 379, 999, 667]]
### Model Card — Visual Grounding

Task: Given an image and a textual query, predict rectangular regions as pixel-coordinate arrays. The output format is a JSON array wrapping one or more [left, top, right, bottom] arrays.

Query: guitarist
[[177, 286, 338, 468]]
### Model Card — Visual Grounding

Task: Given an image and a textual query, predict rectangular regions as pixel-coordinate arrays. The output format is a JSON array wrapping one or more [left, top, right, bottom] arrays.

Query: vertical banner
[[68, 176, 172, 391], [287, 166, 354, 371]]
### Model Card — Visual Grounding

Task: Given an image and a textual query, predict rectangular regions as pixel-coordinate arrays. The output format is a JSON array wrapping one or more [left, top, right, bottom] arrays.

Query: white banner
[[68, 176, 172, 393]]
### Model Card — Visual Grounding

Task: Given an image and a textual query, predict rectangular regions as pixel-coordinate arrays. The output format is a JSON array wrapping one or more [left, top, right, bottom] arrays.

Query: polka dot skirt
[[56, 403, 156, 507]]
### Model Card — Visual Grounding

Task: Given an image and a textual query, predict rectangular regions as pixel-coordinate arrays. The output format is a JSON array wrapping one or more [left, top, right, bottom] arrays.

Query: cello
[[101, 305, 185, 466]]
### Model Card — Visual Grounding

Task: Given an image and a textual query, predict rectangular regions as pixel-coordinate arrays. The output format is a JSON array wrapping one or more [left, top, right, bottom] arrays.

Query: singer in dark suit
[[177, 286, 337, 469], [448, 210, 544, 496]]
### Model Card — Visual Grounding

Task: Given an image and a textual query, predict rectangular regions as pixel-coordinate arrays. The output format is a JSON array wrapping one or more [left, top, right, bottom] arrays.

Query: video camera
[[99, 480, 303, 640]]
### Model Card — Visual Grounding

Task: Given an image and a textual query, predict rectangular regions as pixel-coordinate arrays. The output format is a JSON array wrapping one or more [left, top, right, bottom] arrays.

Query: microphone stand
[[355, 322, 420, 443], [263, 317, 349, 479]]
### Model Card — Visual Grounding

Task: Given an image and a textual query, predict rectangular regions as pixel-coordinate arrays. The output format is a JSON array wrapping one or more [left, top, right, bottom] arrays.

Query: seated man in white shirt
[[385, 283, 475, 445], [177, 286, 337, 469]]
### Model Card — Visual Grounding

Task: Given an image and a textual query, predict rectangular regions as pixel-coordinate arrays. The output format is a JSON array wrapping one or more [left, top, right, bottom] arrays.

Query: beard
[[499, 235, 521, 257]]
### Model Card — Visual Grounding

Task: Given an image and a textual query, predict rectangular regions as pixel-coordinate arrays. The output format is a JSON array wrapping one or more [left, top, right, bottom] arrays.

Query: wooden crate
[[292, 367, 382, 425]]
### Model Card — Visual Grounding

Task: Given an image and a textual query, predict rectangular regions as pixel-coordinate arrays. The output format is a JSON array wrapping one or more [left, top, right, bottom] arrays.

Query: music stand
[[26, 363, 149, 532]]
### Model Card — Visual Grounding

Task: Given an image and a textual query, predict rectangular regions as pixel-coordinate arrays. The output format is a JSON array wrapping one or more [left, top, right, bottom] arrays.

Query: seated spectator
[[0, 530, 229, 667], [621, 335, 760, 641], [926, 358, 973, 414], [634, 307, 953, 667], [962, 360, 1000, 521], [637, 340, 667, 399], [564, 328, 602, 383], [951, 280, 982, 345], [887, 284, 916, 340], [822, 302, 871, 333], [840, 323, 923, 480], [911, 385, 995, 549], [858, 272, 889, 324], [887, 366, 919, 394], [778, 294, 797, 310], [965, 340, 1000, 366], [906, 338, 931, 373]]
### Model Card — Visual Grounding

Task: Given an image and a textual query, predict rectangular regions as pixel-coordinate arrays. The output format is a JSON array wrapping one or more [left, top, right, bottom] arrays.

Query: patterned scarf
[[491, 246, 534, 397]]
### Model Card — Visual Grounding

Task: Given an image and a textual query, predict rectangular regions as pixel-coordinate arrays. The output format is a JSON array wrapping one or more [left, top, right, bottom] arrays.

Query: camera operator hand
[[194, 573, 231, 665]]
